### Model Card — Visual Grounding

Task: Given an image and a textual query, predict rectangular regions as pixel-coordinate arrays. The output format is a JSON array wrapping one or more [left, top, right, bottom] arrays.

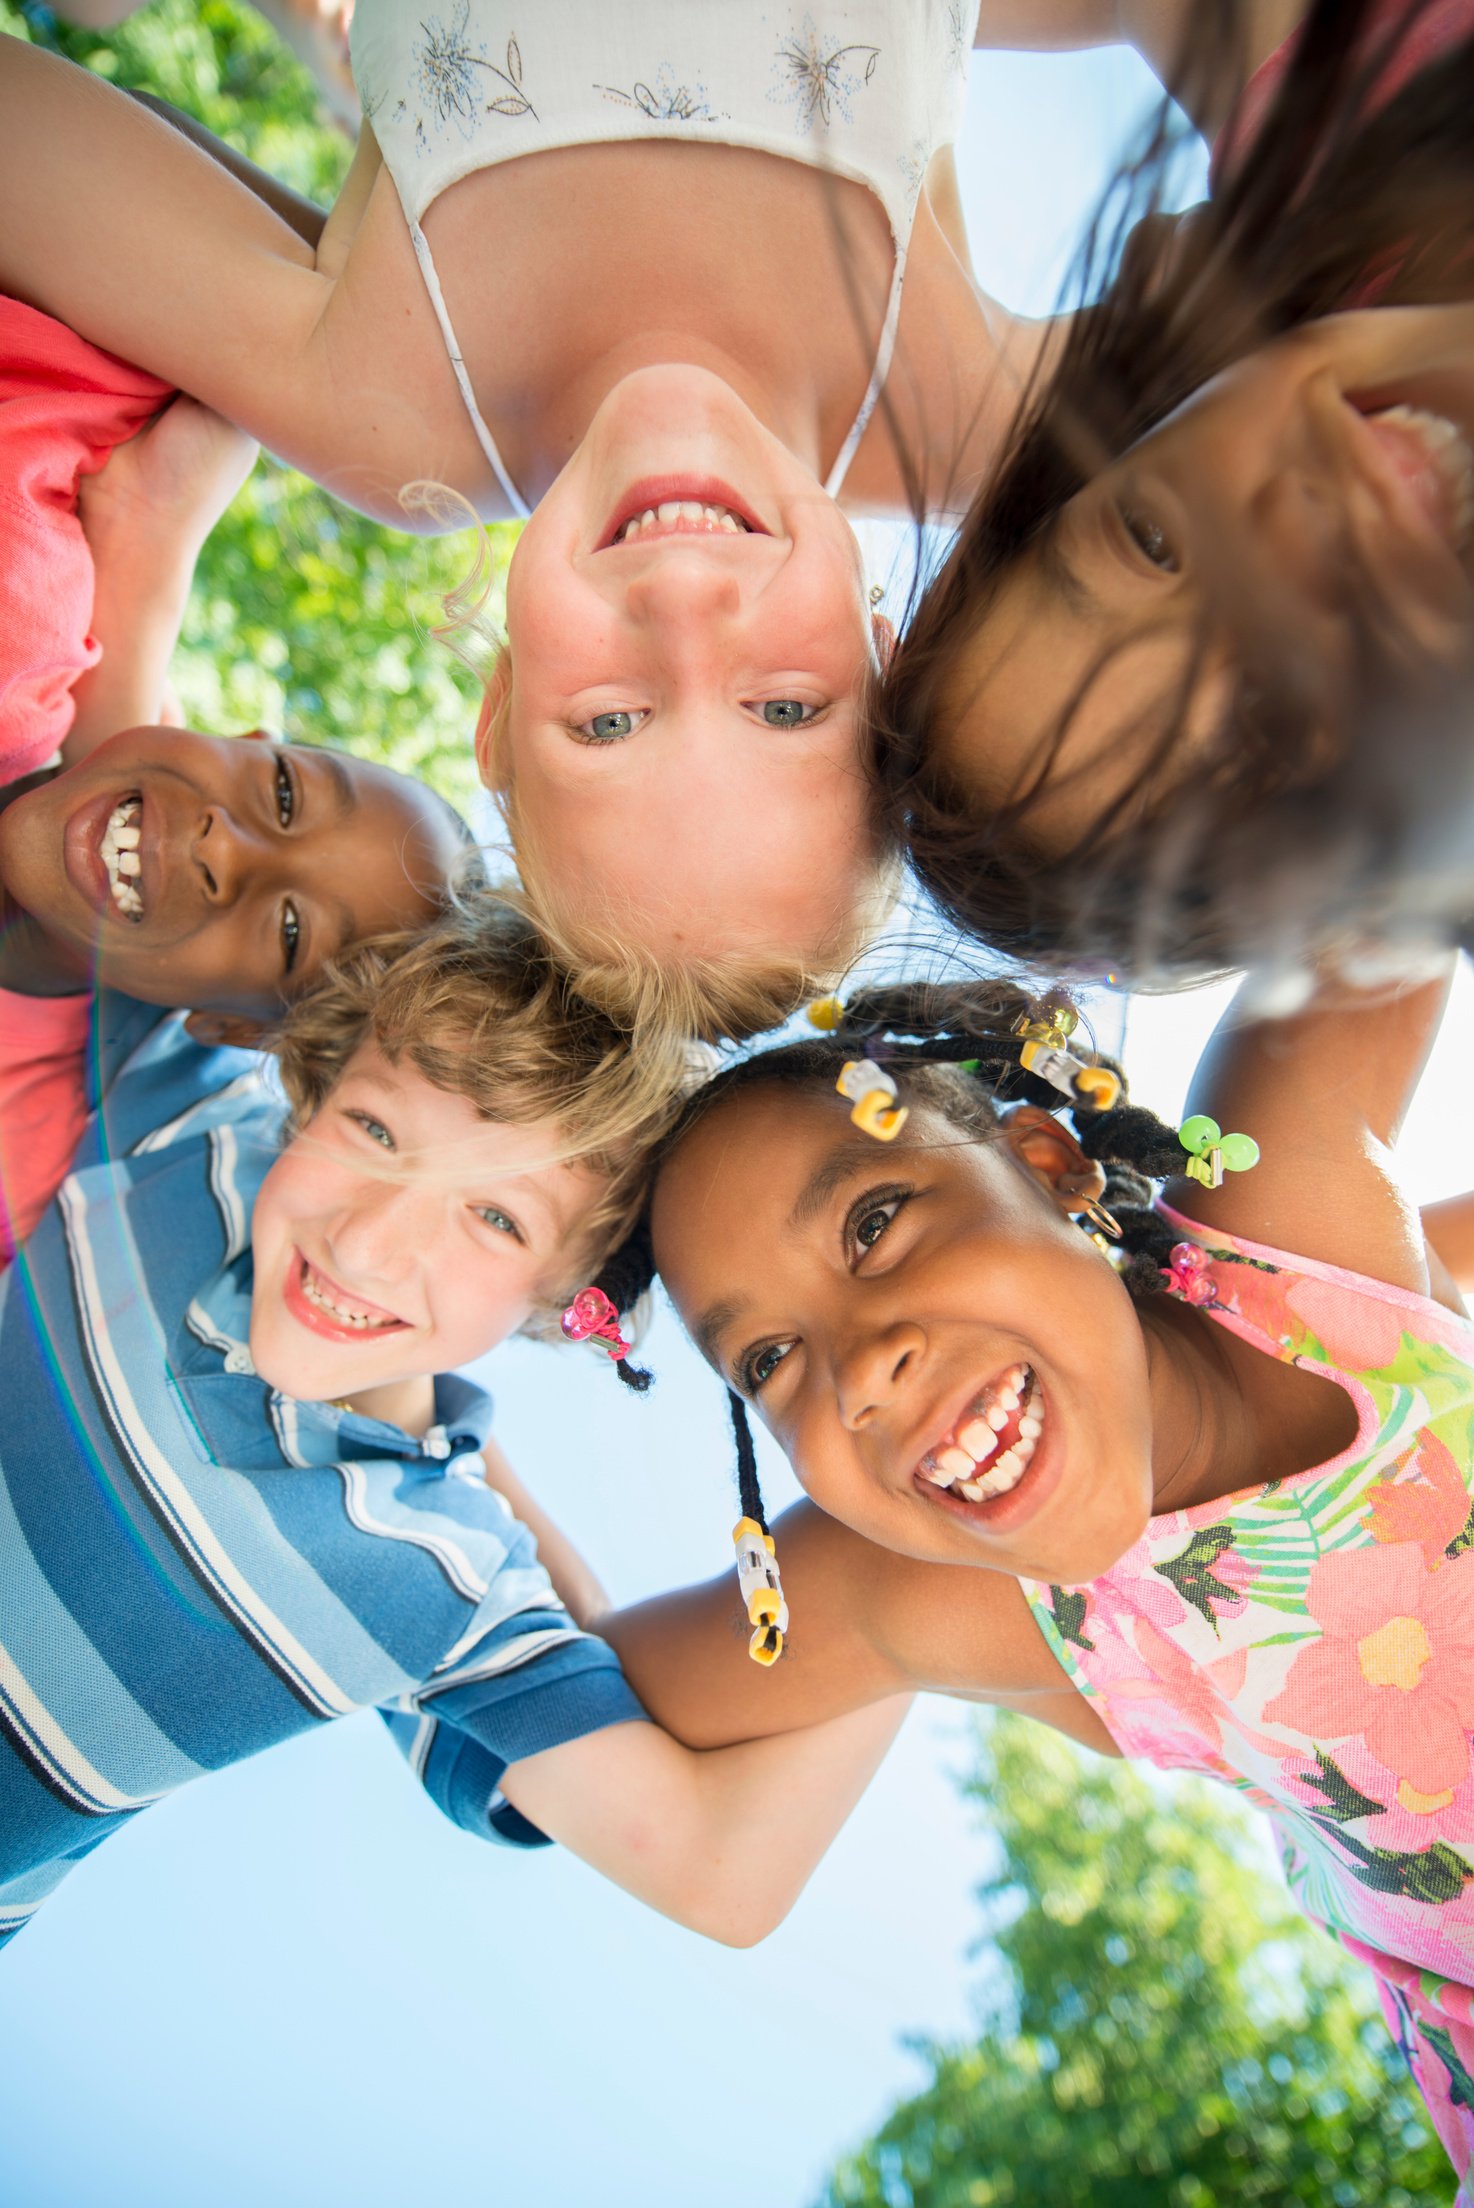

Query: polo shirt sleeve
[[378, 1507, 649, 1849]]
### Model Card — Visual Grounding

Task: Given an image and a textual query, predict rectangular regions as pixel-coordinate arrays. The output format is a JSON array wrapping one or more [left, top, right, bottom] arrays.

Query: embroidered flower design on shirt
[[412, 5, 537, 143], [943, 0, 971, 76], [1264, 1540, 1474, 1804], [771, 16, 880, 132], [596, 67, 722, 124]]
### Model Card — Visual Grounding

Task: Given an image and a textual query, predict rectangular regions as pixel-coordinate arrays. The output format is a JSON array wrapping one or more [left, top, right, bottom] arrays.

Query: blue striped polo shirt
[[0, 999, 645, 1947]]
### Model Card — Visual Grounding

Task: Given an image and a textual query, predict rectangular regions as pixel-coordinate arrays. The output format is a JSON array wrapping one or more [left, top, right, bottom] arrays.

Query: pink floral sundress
[[1022, 1205, 1474, 2196]]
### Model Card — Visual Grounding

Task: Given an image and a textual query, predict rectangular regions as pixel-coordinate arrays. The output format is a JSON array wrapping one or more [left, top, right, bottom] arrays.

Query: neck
[[336, 1372, 438, 1437], [1139, 1295, 1265, 1514], [1139, 1289, 1359, 1516]]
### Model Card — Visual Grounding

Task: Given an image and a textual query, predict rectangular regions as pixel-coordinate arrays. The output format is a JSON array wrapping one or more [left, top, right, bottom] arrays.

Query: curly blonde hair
[[272, 885, 700, 1338]]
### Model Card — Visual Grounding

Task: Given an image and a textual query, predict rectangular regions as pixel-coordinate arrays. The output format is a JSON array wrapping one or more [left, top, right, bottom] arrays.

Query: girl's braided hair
[[586, 975, 1191, 1539]]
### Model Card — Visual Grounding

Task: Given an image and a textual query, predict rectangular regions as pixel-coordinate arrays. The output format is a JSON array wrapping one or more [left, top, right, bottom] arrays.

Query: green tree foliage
[[3, 0, 519, 813], [822, 1716, 1445, 2208]]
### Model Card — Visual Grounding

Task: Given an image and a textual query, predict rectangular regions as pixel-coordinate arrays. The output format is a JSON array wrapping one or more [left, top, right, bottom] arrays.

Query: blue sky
[[4, 35, 1465, 2208]]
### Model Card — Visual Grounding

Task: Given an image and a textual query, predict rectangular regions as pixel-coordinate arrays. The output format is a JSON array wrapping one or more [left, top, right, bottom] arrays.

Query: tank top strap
[[406, 220, 532, 521]]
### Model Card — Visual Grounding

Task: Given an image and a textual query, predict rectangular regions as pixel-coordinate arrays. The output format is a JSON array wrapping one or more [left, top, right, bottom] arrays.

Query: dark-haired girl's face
[[935, 305, 1474, 851], [650, 1084, 1156, 1585]]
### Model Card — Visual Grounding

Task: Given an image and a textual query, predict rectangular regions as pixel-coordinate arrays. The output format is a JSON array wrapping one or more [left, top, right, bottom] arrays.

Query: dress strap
[[822, 242, 907, 501], [407, 219, 533, 522]]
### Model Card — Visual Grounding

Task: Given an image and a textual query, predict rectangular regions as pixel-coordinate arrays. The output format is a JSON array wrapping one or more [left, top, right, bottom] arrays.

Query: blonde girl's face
[[488, 364, 889, 968], [651, 1084, 1157, 1587], [935, 305, 1474, 850], [249, 1042, 605, 1407]]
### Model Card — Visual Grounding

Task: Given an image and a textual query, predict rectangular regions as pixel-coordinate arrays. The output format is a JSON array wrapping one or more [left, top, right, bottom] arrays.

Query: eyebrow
[[693, 1297, 748, 1378], [788, 1140, 875, 1234], [316, 746, 358, 823]]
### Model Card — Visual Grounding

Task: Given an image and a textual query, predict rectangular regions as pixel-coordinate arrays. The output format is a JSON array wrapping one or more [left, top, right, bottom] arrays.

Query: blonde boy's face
[[249, 1043, 605, 1404]]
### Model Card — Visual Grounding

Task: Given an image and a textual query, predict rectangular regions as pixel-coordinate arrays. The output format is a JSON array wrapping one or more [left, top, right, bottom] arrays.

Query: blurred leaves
[[820, 1715, 1444, 2208], [2, 0, 520, 814]]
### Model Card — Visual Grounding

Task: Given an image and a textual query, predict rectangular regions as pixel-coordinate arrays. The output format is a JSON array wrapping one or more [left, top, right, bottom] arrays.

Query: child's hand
[[78, 396, 258, 576], [63, 401, 257, 766]]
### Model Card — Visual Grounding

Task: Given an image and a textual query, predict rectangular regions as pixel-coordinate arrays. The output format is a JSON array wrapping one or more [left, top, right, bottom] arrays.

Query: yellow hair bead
[[807, 996, 846, 1031]]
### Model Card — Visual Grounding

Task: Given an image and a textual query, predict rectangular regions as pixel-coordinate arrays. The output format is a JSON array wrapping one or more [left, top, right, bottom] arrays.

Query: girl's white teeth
[[618, 500, 748, 542], [919, 1367, 1041, 1504], [1372, 402, 1474, 547], [100, 796, 144, 918], [957, 1415, 998, 1463]]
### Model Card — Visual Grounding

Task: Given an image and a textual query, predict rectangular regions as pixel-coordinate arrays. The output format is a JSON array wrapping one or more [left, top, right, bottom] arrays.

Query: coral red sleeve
[[0, 985, 94, 1267], [0, 294, 173, 784]]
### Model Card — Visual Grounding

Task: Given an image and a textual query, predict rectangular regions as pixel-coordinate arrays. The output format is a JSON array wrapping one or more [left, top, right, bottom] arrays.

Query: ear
[[183, 1008, 270, 1049], [998, 1103, 1106, 1218], [870, 612, 897, 671], [473, 650, 513, 794]]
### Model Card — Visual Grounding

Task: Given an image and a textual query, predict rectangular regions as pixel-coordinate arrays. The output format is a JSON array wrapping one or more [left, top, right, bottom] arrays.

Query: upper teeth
[[616, 500, 749, 543], [919, 1365, 1042, 1504], [300, 1261, 394, 1331], [100, 797, 143, 919], [1371, 403, 1474, 549]]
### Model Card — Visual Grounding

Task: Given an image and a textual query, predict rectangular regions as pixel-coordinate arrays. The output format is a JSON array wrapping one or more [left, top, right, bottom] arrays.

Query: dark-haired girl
[[600, 966, 1474, 2185], [878, 0, 1474, 987]]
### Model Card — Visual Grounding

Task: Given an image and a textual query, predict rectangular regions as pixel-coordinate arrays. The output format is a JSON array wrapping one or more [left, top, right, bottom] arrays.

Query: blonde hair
[[272, 885, 699, 1337]]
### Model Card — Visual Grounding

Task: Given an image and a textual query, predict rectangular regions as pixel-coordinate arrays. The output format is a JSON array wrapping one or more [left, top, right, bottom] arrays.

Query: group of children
[[2, 0, 1473, 2195]]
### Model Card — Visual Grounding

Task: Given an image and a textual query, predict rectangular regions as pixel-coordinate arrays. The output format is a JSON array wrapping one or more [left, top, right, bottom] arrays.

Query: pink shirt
[[0, 985, 93, 1265], [0, 295, 172, 1264], [0, 294, 171, 780]]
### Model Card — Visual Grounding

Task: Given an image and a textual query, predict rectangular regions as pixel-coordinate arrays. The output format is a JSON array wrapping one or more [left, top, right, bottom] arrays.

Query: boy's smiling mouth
[[913, 1364, 1045, 1506], [285, 1250, 411, 1343], [99, 794, 145, 921]]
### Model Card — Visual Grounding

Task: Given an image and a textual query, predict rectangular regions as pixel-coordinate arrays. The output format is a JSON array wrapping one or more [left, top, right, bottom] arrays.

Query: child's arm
[[475, 1437, 613, 1632], [1422, 1192, 1474, 1298], [125, 90, 329, 249], [67, 398, 258, 763], [599, 1500, 1118, 1758], [0, 40, 336, 480], [1170, 965, 1456, 1296], [497, 1692, 910, 1947]]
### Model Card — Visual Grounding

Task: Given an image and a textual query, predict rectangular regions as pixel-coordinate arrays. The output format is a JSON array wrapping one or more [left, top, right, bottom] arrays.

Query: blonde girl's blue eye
[[347, 1110, 395, 1151], [757, 699, 816, 727], [575, 709, 647, 743]]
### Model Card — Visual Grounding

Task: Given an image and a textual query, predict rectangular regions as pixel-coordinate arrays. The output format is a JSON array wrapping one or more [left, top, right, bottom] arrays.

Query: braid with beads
[[586, 1221, 655, 1393]]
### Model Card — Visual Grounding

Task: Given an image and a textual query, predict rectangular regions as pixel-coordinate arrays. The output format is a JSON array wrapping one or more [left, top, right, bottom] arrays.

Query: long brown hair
[[874, 0, 1474, 982]]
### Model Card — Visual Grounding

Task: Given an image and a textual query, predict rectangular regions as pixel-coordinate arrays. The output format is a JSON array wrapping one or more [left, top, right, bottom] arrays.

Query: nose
[[836, 1322, 927, 1432], [323, 1176, 424, 1288], [1245, 465, 1349, 618], [193, 803, 292, 904]]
